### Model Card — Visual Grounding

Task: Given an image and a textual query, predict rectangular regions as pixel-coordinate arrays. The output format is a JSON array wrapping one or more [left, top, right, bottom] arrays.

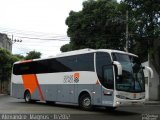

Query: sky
[[0, 0, 120, 58]]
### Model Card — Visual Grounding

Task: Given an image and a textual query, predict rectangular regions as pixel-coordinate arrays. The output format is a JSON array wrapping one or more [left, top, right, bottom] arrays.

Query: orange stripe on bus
[[96, 80, 100, 85], [34, 74, 45, 101], [22, 74, 45, 101], [20, 60, 33, 63]]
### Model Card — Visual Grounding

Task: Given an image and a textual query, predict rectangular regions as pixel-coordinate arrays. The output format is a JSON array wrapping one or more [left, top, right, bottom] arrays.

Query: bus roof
[[14, 48, 138, 64], [57, 48, 137, 57]]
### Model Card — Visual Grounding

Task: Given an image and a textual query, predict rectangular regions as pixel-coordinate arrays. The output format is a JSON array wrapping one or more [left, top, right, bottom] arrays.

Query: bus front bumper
[[114, 99, 145, 107]]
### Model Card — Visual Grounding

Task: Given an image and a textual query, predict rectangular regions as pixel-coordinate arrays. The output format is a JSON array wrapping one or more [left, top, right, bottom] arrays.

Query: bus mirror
[[113, 61, 122, 76], [144, 66, 154, 78]]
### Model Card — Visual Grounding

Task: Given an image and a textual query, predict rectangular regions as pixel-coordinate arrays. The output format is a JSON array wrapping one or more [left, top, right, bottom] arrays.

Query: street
[[0, 95, 160, 120]]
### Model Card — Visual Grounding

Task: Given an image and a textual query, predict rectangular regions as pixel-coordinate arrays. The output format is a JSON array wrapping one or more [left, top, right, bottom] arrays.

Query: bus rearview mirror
[[144, 66, 154, 79], [113, 61, 122, 76]]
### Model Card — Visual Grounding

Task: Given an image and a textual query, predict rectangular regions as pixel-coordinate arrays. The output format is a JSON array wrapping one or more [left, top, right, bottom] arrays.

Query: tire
[[24, 91, 31, 103], [79, 94, 93, 111]]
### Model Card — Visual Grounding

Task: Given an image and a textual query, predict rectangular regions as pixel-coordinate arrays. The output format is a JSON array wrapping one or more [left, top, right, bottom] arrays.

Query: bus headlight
[[116, 95, 127, 99], [116, 101, 121, 105], [141, 95, 145, 99]]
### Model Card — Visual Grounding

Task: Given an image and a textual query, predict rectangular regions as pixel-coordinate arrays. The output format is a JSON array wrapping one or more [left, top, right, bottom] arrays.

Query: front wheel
[[24, 91, 31, 103], [79, 94, 93, 111]]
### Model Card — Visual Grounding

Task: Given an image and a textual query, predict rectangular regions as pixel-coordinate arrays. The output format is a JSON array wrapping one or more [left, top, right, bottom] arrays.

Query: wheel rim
[[83, 98, 91, 107], [25, 93, 30, 102]]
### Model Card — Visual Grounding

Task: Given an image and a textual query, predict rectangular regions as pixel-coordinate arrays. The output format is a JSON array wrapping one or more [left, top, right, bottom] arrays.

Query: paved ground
[[0, 95, 160, 120]]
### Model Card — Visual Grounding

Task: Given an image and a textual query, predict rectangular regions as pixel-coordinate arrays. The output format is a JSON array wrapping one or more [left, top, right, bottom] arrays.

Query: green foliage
[[62, 0, 160, 67], [60, 44, 72, 52], [63, 0, 126, 51], [25, 50, 41, 60], [13, 54, 25, 60], [121, 0, 160, 61], [0, 48, 20, 83]]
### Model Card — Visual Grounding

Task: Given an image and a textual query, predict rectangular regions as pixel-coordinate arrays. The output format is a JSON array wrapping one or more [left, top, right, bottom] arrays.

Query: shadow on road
[[0, 95, 140, 116], [15, 100, 139, 116]]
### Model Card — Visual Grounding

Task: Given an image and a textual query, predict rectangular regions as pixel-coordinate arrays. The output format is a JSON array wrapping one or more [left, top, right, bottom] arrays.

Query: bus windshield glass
[[112, 53, 145, 92]]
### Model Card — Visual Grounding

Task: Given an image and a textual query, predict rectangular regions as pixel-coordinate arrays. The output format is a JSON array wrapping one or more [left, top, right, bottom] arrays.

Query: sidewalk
[[0, 94, 6, 96], [145, 100, 160, 105]]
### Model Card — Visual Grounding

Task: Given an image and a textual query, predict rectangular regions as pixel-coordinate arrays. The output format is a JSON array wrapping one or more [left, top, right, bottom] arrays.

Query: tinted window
[[13, 53, 94, 75], [103, 65, 114, 89], [112, 53, 145, 92], [96, 52, 114, 89]]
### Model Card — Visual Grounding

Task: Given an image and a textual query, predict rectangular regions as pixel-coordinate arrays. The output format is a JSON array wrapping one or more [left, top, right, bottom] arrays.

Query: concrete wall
[[0, 33, 12, 94], [149, 63, 160, 100], [143, 39, 160, 101], [143, 61, 160, 100], [151, 39, 160, 100], [0, 33, 12, 52]]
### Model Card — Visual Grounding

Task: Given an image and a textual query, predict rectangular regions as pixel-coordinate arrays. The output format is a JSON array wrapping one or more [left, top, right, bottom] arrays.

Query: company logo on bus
[[74, 73, 80, 83], [63, 73, 80, 84], [133, 93, 136, 98]]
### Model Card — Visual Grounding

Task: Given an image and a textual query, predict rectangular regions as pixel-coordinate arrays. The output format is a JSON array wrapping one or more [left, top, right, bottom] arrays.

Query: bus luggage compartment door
[[57, 84, 75, 103], [101, 88, 114, 106]]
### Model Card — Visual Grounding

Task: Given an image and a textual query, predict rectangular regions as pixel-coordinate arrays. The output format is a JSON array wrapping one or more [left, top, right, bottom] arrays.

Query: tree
[[60, 44, 72, 52], [25, 50, 41, 60], [0, 48, 20, 93], [62, 0, 126, 52], [121, 0, 160, 71], [13, 54, 25, 60]]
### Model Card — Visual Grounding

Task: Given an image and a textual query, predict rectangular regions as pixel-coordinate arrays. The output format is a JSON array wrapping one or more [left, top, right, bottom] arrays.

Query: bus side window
[[96, 52, 113, 89], [102, 65, 114, 89]]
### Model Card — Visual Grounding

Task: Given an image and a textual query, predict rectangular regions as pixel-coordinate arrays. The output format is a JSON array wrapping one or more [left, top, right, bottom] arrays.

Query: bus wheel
[[79, 94, 93, 111], [24, 91, 31, 103]]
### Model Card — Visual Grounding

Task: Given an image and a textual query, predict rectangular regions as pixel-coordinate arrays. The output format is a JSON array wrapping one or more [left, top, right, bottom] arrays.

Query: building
[[143, 39, 160, 101], [0, 33, 12, 94], [0, 33, 12, 52]]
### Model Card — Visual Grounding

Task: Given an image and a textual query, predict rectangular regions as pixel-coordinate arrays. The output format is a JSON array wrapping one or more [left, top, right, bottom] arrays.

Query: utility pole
[[11, 34, 22, 52], [11, 35, 14, 52], [11, 35, 22, 43], [125, 10, 129, 52]]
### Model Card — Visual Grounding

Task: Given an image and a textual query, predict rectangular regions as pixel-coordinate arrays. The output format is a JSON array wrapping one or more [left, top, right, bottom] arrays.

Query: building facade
[[143, 39, 160, 101], [0, 33, 12, 94], [0, 33, 12, 52]]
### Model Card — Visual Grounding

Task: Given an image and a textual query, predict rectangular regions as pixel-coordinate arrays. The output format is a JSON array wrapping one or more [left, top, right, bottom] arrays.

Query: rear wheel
[[79, 94, 93, 111], [24, 91, 31, 103]]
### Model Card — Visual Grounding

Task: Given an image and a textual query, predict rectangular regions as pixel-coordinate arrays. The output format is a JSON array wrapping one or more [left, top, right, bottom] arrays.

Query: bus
[[11, 49, 153, 110]]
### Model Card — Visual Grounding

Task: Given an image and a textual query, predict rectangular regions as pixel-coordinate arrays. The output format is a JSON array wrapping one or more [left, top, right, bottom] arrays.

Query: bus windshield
[[112, 53, 145, 92]]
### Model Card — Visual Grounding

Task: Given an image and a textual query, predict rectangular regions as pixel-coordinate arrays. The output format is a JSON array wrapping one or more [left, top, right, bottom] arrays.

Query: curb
[[0, 94, 6, 96], [145, 101, 160, 105]]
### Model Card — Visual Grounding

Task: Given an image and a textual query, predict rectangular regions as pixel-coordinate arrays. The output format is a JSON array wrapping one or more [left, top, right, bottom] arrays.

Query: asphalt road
[[0, 95, 160, 120]]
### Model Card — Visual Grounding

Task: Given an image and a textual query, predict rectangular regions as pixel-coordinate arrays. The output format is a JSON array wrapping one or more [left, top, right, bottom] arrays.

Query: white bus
[[11, 49, 153, 110]]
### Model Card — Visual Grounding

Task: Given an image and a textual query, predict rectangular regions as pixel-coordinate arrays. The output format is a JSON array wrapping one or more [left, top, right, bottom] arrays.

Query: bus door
[[95, 52, 114, 106], [101, 65, 114, 106]]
